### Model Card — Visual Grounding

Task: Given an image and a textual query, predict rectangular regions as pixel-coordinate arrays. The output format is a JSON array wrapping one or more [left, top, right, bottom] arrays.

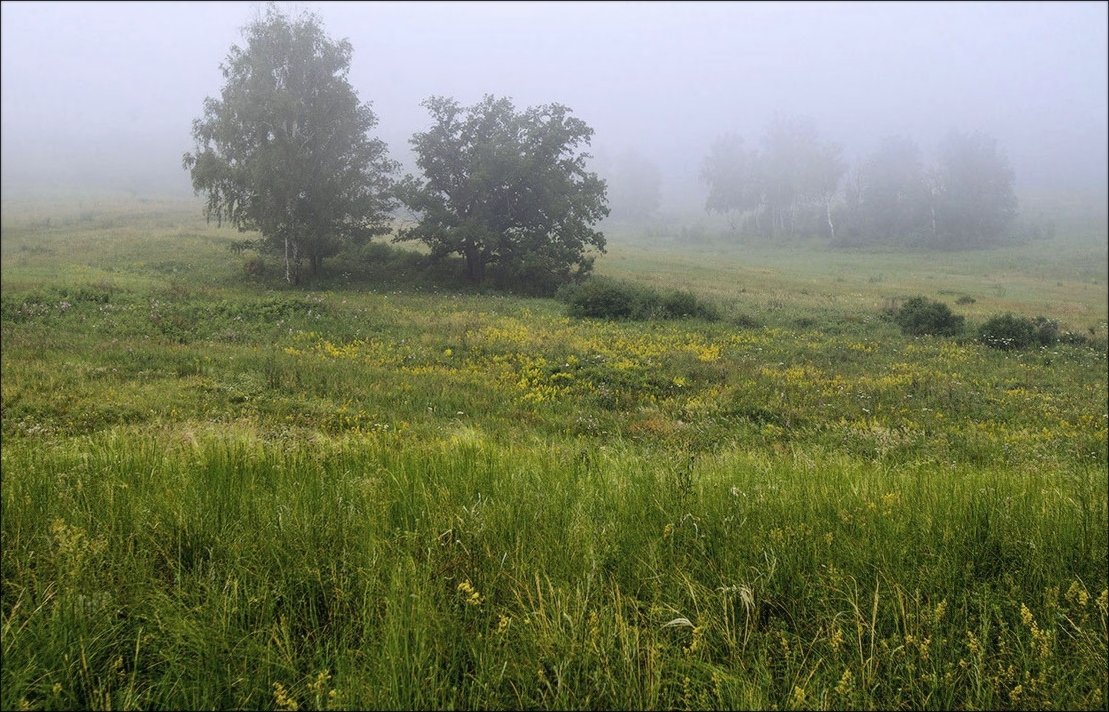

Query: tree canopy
[[701, 117, 843, 239], [183, 7, 396, 284], [933, 129, 1018, 247], [398, 95, 609, 292], [701, 133, 761, 231], [703, 118, 1020, 249]]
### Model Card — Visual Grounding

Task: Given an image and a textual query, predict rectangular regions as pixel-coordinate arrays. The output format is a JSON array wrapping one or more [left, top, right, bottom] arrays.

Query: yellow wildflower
[[835, 668, 853, 698], [457, 579, 484, 606], [273, 682, 299, 711]]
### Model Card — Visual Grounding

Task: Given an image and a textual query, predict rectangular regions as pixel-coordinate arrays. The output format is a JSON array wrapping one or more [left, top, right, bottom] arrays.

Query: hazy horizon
[[2, 1, 1107, 210]]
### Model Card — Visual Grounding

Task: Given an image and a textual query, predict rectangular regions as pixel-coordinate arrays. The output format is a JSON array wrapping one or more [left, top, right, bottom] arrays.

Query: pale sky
[[2, 1, 1106, 205]]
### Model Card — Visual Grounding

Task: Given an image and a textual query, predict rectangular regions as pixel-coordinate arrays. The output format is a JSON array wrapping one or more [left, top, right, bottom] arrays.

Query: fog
[[2, 1, 1106, 210]]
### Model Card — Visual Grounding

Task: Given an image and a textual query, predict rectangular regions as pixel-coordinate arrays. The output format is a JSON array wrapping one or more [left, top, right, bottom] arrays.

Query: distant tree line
[[185, 6, 1028, 294], [701, 117, 1019, 248]]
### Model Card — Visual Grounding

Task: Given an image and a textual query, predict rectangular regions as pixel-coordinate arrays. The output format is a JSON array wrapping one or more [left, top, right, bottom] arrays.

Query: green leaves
[[183, 6, 396, 284], [400, 95, 609, 291]]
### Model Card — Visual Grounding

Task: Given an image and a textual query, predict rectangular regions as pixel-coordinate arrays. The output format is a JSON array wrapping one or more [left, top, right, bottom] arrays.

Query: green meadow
[[1, 195, 1106, 710]]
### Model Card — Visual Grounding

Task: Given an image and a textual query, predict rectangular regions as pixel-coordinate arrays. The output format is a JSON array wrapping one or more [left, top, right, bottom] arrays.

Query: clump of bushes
[[891, 296, 965, 336], [978, 313, 1064, 350], [561, 278, 720, 321], [243, 256, 265, 275]]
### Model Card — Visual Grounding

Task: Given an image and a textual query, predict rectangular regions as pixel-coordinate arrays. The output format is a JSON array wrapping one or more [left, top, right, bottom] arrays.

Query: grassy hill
[[2, 195, 1106, 710]]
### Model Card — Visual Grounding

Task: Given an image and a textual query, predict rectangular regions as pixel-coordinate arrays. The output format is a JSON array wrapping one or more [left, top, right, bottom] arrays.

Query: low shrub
[[563, 278, 719, 321], [979, 313, 1037, 350], [564, 279, 639, 319], [1031, 316, 1060, 346], [893, 296, 965, 336], [659, 289, 721, 320], [243, 256, 265, 275], [979, 314, 1063, 350]]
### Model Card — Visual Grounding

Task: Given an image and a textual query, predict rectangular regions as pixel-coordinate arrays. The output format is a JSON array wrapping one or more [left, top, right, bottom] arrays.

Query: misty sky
[[2, 1, 1106, 207]]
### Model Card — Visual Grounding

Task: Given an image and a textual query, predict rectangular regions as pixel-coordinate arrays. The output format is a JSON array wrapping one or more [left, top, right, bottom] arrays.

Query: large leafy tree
[[183, 7, 397, 284], [399, 95, 608, 290], [856, 135, 931, 243], [700, 133, 762, 233], [701, 118, 843, 239], [933, 129, 1017, 247], [759, 115, 844, 239]]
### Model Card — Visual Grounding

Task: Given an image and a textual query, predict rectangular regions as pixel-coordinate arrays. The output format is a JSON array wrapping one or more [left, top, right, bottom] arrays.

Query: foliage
[[839, 135, 932, 246], [183, 6, 397, 284], [709, 123, 1021, 250], [1031, 315, 1061, 346], [561, 278, 720, 321], [979, 313, 1062, 350], [933, 129, 1018, 247], [700, 132, 761, 229], [893, 296, 966, 336], [701, 117, 844, 240], [759, 115, 845, 239], [398, 95, 609, 289]]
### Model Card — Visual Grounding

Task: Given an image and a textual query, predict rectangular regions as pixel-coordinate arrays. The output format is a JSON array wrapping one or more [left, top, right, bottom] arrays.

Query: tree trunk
[[284, 234, 292, 284], [465, 250, 485, 283], [825, 197, 836, 242]]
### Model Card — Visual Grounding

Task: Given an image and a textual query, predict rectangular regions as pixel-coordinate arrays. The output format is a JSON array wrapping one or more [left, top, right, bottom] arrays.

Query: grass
[[1, 194, 1107, 710]]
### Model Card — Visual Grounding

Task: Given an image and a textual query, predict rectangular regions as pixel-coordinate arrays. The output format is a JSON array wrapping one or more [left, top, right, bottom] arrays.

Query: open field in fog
[[2, 196, 1107, 710]]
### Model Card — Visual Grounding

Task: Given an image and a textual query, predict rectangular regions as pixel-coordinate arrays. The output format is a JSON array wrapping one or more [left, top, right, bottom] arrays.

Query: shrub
[[243, 256, 265, 275], [565, 279, 639, 319], [1031, 316, 1060, 346], [564, 279, 719, 321], [978, 313, 1037, 350], [660, 290, 720, 321], [893, 296, 965, 336], [955, 295, 976, 305], [1058, 330, 1091, 347]]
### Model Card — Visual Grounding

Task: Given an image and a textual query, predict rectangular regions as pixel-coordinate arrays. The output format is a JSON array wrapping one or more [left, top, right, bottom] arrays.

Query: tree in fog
[[183, 7, 397, 284], [399, 95, 608, 291], [759, 115, 844, 239], [854, 136, 932, 244], [606, 149, 662, 222], [932, 129, 1018, 246], [700, 133, 762, 233]]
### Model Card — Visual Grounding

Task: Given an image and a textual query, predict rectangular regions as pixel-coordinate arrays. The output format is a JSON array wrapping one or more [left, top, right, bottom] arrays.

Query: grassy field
[[1, 194, 1106, 710]]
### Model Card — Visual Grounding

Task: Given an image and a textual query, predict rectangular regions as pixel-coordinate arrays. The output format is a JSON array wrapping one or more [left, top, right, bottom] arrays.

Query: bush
[[243, 256, 265, 275], [565, 279, 638, 319], [979, 314, 1062, 350], [1058, 330, 1091, 347], [563, 278, 719, 321], [978, 313, 1037, 350], [659, 289, 721, 321], [1031, 316, 1060, 346], [893, 296, 965, 336]]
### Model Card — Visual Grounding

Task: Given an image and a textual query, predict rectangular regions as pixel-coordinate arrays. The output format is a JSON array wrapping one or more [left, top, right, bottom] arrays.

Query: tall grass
[[2, 432, 1106, 710], [2, 196, 1107, 709]]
